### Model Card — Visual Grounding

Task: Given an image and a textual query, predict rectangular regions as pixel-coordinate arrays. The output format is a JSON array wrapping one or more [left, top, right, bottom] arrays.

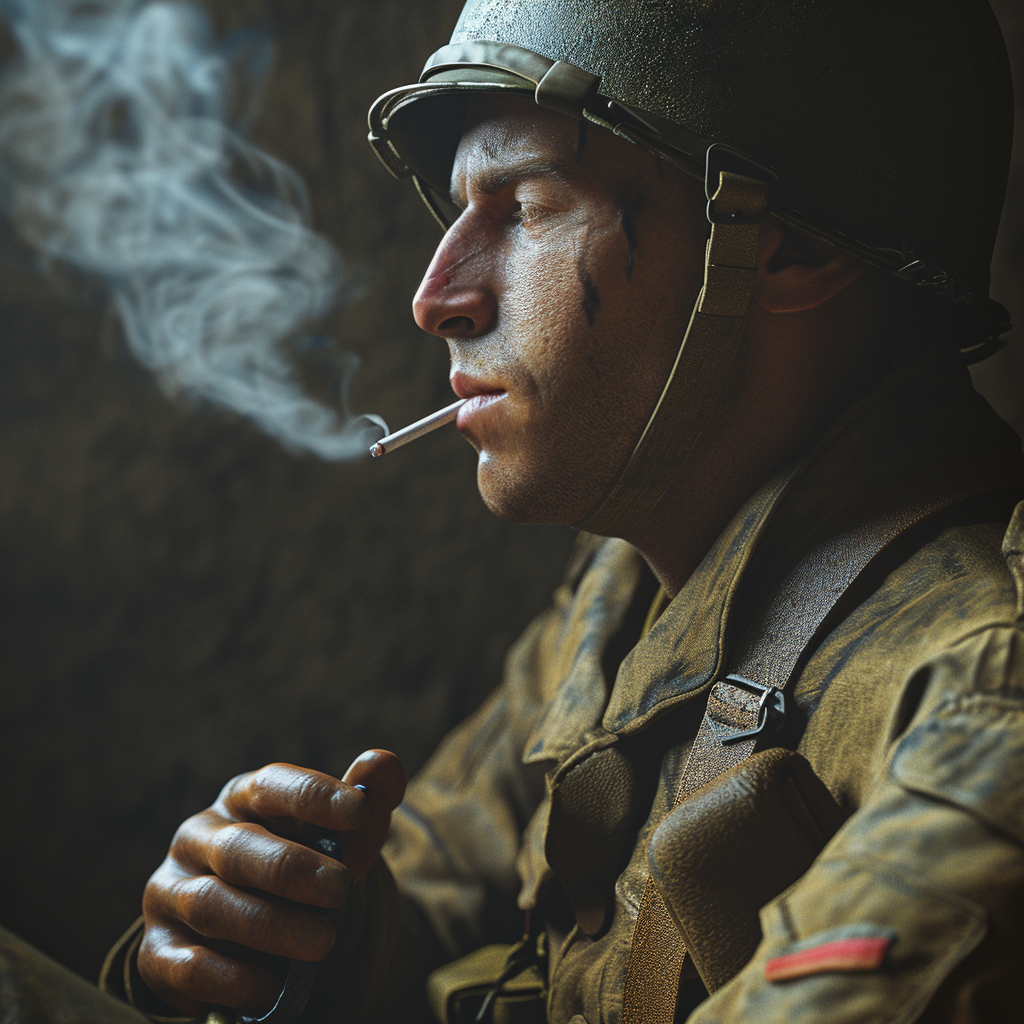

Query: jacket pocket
[[646, 748, 845, 992]]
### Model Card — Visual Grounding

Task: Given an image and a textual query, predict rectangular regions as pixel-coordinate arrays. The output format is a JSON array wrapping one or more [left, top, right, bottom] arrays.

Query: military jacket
[[382, 352, 1024, 1024]]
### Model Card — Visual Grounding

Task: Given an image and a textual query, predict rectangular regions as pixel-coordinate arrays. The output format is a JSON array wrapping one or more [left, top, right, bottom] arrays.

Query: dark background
[[1, 0, 1022, 983]]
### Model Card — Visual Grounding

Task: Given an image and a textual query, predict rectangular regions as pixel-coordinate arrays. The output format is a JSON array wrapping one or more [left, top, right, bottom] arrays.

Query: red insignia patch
[[765, 935, 891, 982]]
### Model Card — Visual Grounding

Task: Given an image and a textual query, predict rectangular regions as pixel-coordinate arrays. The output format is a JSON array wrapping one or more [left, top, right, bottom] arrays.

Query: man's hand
[[137, 750, 406, 1015]]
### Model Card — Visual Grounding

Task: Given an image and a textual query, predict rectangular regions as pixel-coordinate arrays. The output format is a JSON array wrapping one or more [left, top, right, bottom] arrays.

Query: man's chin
[[475, 457, 597, 527]]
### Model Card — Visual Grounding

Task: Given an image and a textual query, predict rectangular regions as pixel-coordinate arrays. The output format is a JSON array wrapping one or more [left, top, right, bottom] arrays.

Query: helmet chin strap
[[578, 157, 771, 537]]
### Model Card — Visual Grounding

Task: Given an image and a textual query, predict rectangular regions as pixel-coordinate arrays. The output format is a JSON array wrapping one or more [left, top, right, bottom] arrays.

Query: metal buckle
[[718, 673, 786, 746], [704, 143, 776, 225]]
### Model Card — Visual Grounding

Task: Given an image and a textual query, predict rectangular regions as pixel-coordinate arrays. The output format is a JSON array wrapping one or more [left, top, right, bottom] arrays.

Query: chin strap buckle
[[696, 154, 773, 319], [704, 144, 776, 225]]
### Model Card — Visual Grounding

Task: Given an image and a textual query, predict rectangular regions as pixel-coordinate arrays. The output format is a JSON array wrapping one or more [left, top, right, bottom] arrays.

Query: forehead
[[457, 97, 578, 164], [449, 95, 653, 197]]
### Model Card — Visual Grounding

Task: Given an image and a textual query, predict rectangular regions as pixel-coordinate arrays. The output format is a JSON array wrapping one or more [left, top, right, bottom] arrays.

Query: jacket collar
[[522, 536, 646, 765]]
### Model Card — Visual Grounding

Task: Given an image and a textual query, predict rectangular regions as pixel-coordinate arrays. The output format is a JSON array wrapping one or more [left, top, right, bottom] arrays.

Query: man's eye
[[513, 202, 545, 225]]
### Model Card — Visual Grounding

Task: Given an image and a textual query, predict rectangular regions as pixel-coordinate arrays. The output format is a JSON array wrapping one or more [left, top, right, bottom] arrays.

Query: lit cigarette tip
[[369, 398, 467, 458]]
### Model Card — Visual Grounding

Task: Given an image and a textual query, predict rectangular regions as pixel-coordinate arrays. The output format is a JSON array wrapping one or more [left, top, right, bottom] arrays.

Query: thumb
[[338, 749, 406, 881]]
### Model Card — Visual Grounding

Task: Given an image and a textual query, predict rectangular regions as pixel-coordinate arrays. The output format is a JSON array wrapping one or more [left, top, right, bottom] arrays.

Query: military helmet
[[370, 0, 1013, 359]]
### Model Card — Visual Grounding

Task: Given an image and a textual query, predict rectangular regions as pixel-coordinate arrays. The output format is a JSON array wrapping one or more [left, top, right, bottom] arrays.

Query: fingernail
[[354, 784, 368, 793]]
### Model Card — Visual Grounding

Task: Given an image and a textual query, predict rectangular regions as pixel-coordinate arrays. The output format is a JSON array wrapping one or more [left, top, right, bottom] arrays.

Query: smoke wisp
[[0, 0, 387, 458]]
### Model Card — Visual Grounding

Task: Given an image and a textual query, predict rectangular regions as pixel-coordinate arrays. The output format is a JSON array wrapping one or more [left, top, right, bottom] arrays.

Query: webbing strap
[[619, 487, 986, 1024], [579, 171, 769, 536], [620, 702, 758, 1024]]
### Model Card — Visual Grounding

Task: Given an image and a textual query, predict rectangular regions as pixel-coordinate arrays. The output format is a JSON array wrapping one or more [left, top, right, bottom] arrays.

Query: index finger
[[218, 763, 369, 832]]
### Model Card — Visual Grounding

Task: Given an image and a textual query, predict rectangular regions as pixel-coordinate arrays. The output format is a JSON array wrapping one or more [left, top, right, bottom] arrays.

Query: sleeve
[[381, 598, 572, 961], [0, 923, 151, 1024], [687, 625, 1024, 1024], [382, 532, 606, 962]]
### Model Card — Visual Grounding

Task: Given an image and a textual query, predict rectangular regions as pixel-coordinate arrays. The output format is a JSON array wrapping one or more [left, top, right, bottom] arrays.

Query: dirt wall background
[[1, 0, 1022, 983]]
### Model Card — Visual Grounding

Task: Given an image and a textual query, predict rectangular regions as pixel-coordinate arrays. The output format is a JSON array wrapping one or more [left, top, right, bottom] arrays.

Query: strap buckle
[[719, 673, 787, 746]]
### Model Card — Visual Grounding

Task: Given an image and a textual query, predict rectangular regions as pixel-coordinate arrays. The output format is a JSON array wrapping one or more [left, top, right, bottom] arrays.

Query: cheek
[[500, 230, 595, 363], [497, 206, 697, 405], [594, 223, 701, 380], [510, 214, 619, 331]]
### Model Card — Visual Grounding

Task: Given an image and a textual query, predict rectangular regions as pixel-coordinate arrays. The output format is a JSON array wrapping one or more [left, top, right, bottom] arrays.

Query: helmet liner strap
[[578, 165, 771, 536], [535, 60, 601, 119]]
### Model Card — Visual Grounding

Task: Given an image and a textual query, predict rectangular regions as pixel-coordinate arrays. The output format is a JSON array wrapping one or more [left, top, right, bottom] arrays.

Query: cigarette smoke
[[0, 0, 387, 458]]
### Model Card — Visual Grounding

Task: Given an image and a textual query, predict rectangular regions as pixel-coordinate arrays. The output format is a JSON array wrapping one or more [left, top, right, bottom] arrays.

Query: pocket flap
[[890, 695, 1024, 847], [647, 748, 844, 991]]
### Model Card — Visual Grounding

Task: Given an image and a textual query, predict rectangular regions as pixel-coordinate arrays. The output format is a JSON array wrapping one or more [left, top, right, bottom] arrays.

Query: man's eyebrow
[[450, 158, 578, 207]]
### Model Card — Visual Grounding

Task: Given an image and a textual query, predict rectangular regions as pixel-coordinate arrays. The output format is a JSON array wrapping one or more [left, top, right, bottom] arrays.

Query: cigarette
[[369, 398, 467, 457]]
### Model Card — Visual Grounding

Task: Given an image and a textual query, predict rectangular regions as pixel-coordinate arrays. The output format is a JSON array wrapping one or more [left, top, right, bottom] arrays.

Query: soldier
[[99, 0, 1024, 1022]]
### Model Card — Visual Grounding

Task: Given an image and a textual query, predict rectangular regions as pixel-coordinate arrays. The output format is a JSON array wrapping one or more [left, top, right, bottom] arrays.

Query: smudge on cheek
[[577, 253, 602, 326], [618, 201, 638, 282]]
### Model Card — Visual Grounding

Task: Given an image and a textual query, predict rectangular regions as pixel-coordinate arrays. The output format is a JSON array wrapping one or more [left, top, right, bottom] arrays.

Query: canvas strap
[[579, 169, 769, 536], [619, 487, 987, 1024]]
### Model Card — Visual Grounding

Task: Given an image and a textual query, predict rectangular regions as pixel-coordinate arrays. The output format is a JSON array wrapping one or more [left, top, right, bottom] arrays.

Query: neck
[[625, 441, 784, 598], [621, 320, 889, 597]]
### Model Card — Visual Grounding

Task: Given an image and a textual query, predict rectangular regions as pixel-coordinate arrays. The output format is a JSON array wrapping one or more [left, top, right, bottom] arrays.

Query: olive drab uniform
[[95, 348, 1024, 1023], [0, 925, 151, 1024], [383, 351, 1024, 1023]]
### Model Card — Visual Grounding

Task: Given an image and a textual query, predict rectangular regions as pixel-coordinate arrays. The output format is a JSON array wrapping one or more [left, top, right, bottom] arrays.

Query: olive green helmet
[[368, 0, 1014, 533]]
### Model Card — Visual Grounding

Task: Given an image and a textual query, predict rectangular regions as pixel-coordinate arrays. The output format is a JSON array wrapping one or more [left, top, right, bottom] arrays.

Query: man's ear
[[753, 222, 866, 314]]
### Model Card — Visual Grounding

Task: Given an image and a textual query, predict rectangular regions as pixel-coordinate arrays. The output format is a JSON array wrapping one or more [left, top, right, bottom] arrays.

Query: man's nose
[[412, 224, 498, 339]]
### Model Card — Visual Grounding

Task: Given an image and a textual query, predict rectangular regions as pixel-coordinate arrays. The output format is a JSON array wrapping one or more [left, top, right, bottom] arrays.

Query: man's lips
[[456, 391, 506, 428], [450, 371, 504, 400], [450, 372, 507, 432]]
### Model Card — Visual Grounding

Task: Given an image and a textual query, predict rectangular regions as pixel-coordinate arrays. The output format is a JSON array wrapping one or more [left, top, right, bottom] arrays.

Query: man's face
[[413, 98, 707, 526]]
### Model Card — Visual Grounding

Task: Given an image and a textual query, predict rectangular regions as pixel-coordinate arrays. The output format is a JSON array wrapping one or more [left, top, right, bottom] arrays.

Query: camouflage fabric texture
[[384, 350, 1024, 1024]]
